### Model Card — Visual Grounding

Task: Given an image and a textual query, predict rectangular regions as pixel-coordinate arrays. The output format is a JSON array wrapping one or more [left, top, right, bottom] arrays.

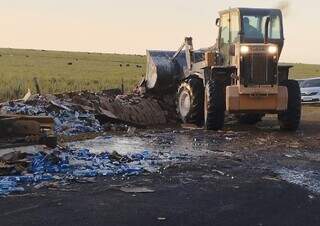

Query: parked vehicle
[[297, 79, 306, 87], [300, 78, 320, 103]]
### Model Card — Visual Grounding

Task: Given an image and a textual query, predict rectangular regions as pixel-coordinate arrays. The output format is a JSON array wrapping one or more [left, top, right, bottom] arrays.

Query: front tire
[[204, 80, 225, 130], [177, 78, 204, 125], [278, 80, 301, 131]]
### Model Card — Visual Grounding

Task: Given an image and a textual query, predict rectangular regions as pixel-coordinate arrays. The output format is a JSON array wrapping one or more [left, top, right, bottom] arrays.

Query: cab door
[[219, 13, 230, 66], [219, 11, 240, 66]]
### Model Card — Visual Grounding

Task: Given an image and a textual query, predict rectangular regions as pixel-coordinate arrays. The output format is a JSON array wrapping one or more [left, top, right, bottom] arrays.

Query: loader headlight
[[240, 46, 250, 54], [268, 46, 278, 54]]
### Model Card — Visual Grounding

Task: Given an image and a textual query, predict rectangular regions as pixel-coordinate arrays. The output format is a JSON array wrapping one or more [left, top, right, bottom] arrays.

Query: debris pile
[[1, 95, 102, 136], [0, 89, 175, 137], [0, 144, 189, 196]]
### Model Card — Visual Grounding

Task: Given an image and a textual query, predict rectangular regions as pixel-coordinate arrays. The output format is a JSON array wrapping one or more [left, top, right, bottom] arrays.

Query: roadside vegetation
[[0, 48, 318, 101]]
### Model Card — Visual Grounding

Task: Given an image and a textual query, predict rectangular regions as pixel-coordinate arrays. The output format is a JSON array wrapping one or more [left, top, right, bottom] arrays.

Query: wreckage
[[0, 87, 177, 147], [0, 88, 182, 195]]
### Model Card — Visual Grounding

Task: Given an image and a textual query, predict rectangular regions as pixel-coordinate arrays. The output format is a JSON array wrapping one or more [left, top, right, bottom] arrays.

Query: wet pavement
[[0, 107, 320, 226]]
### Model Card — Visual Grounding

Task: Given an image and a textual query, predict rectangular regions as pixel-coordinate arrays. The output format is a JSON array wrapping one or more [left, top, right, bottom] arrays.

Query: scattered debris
[[308, 194, 315, 199], [277, 168, 320, 194], [127, 126, 137, 135], [0, 89, 172, 137], [212, 169, 225, 176], [0, 177, 25, 196], [262, 176, 281, 182], [0, 142, 190, 196], [284, 154, 294, 158], [34, 181, 59, 189], [119, 186, 155, 193]]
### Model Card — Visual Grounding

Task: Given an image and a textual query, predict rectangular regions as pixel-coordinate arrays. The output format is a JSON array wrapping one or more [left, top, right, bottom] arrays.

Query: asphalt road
[[0, 107, 320, 226]]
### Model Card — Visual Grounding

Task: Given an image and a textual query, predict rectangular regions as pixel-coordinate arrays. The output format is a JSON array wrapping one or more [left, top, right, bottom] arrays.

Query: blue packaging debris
[[0, 147, 190, 196], [0, 177, 25, 196], [1, 98, 102, 136]]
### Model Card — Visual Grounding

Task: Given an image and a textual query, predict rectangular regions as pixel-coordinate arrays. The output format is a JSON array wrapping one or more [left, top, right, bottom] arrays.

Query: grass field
[[0, 48, 319, 101], [288, 63, 320, 79], [0, 48, 146, 101]]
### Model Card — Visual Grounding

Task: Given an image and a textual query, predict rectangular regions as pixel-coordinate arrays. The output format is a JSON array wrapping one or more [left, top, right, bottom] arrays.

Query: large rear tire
[[204, 80, 225, 130], [177, 78, 204, 125], [278, 80, 301, 131], [237, 113, 264, 125]]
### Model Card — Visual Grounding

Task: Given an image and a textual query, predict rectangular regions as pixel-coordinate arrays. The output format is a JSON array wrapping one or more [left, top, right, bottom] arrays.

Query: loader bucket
[[145, 50, 187, 92]]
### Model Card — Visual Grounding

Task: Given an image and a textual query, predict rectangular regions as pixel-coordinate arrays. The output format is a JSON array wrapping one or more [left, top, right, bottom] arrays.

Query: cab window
[[220, 14, 229, 45], [269, 16, 281, 39], [243, 16, 263, 39], [230, 12, 240, 42], [242, 14, 282, 40]]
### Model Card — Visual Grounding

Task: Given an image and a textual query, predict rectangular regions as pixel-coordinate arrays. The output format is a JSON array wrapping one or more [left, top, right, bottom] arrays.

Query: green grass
[[0, 48, 319, 101], [289, 63, 320, 79], [0, 48, 146, 101]]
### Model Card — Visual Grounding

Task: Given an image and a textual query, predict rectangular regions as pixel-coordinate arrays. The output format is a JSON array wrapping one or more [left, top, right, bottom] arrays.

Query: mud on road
[[0, 106, 319, 226]]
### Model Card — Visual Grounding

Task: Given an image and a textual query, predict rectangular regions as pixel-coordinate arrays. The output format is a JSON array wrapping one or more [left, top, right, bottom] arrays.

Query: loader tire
[[177, 78, 204, 125], [278, 80, 301, 131], [204, 80, 225, 130], [237, 113, 264, 125]]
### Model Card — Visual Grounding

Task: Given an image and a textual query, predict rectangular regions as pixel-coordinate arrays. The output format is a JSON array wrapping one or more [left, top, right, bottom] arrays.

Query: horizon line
[[0, 46, 318, 66]]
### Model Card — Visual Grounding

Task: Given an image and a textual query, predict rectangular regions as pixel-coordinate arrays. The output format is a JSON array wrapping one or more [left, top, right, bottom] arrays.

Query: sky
[[0, 0, 319, 64]]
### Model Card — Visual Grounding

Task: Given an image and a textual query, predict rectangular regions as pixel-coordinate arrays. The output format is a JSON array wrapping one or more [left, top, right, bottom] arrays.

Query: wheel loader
[[144, 7, 301, 131]]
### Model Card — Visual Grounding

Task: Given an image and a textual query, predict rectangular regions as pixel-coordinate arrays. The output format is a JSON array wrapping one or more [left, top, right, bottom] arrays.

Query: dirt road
[[0, 106, 319, 226]]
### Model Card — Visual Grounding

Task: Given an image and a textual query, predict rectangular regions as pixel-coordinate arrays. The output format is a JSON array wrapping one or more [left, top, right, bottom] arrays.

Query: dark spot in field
[[0, 54, 2, 57], [50, 78, 57, 83], [26, 55, 29, 58], [75, 58, 79, 61], [68, 62, 73, 65], [136, 65, 142, 68], [120, 64, 122, 67], [126, 64, 130, 67]]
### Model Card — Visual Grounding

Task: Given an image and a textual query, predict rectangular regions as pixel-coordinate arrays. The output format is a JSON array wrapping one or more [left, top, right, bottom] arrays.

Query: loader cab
[[217, 8, 284, 86], [218, 8, 284, 55]]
